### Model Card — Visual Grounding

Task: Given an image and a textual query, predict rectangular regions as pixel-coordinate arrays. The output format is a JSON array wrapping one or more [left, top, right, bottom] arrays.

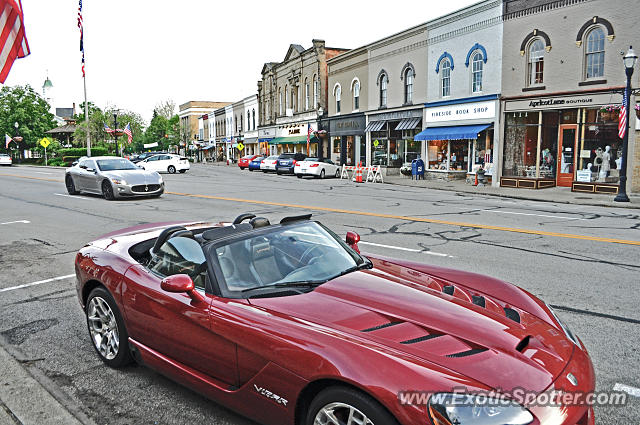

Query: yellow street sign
[[39, 137, 50, 148], [373, 139, 380, 147], [237, 143, 244, 151]]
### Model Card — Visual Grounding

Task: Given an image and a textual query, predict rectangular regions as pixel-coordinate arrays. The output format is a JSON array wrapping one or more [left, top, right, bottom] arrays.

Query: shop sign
[[368, 109, 422, 122], [576, 170, 591, 182], [288, 128, 301, 135], [505, 92, 620, 112], [426, 101, 496, 123], [258, 127, 276, 138], [329, 115, 366, 136]]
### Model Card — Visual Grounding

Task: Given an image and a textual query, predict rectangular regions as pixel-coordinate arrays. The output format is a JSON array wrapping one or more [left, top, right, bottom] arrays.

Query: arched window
[[471, 52, 483, 93], [247, 111, 251, 130], [528, 39, 545, 86], [334, 84, 341, 113], [285, 85, 289, 110], [291, 87, 296, 112], [379, 73, 388, 107], [585, 27, 605, 79], [305, 78, 310, 110], [440, 58, 451, 97], [352, 80, 360, 110], [313, 75, 319, 109], [279, 89, 283, 116], [252, 109, 255, 130], [404, 68, 414, 104]]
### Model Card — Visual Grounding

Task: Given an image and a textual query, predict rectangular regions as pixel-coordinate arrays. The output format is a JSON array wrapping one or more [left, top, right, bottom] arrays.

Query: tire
[[335, 169, 341, 178], [297, 175, 303, 179], [168, 165, 176, 174], [306, 387, 399, 425], [85, 286, 133, 368], [276, 170, 282, 175], [179, 169, 186, 173], [319, 169, 325, 179], [102, 180, 115, 201], [249, 168, 254, 172], [65, 175, 78, 195]]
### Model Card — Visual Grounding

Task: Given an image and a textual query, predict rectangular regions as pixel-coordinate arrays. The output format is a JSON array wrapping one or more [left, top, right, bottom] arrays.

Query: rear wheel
[[102, 180, 115, 200], [168, 165, 176, 174], [306, 387, 399, 425], [335, 169, 341, 178], [319, 169, 326, 179], [85, 287, 132, 368], [65, 175, 78, 195], [179, 169, 186, 173], [297, 174, 303, 179]]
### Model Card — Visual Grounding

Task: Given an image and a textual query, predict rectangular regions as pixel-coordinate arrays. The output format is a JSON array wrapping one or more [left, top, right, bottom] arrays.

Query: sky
[[6, 0, 479, 125]]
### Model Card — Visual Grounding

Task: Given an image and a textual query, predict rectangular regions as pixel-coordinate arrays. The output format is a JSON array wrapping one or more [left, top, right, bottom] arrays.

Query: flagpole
[[84, 72, 90, 157]]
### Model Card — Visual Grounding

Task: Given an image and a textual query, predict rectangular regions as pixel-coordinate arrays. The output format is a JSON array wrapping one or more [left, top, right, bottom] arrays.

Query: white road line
[[0, 220, 30, 225], [33, 171, 53, 175], [0, 274, 76, 293], [483, 210, 585, 220], [359, 241, 452, 257], [613, 383, 640, 397], [54, 193, 89, 200]]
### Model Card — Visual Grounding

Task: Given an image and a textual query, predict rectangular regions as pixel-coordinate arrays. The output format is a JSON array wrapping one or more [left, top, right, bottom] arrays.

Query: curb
[[0, 334, 96, 425], [12, 164, 65, 170], [383, 180, 640, 210]]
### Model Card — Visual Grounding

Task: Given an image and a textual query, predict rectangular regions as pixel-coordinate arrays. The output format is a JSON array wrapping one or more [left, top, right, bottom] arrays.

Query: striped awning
[[364, 121, 385, 132], [395, 118, 421, 131]]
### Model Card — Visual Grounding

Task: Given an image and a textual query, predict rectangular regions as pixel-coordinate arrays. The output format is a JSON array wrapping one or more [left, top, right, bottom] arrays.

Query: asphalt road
[[0, 163, 639, 425]]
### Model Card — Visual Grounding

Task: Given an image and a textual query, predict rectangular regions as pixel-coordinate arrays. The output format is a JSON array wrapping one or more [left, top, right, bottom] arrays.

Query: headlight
[[428, 393, 533, 425], [111, 178, 126, 185], [546, 303, 580, 346]]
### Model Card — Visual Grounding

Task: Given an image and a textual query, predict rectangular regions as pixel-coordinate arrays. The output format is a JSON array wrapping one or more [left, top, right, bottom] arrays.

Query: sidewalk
[[0, 337, 92, 425], [384, 175, 640, 209]]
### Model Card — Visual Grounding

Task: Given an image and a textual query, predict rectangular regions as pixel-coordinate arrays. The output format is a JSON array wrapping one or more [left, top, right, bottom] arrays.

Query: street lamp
[[12, 122, 23, 163], [615, 46, 638, 202]]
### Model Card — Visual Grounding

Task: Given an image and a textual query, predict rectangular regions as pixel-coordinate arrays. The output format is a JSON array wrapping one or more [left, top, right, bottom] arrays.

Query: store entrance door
[[557, 125, 577, 187]]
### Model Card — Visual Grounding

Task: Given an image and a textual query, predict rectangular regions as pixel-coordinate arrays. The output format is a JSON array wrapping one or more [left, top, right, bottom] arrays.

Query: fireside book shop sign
[[426, 101, 496, 123]]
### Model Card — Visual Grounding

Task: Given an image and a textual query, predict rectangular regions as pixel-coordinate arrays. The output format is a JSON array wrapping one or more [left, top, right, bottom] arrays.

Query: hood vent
[[446, 348, 488, 358], [400, 334, 442, 345], [442, 285, 455, 295], [472, 295, 486, 308], [504, 307, 521, 323], [516, 335, 531, 353], [437, 282, 522, 325], [361, 321, 402, 333]]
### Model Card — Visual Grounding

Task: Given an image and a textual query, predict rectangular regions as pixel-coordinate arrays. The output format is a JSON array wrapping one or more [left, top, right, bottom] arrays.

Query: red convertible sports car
[[75, 214, 595, 425]]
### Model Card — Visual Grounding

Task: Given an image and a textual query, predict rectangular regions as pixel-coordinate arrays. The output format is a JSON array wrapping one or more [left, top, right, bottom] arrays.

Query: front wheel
[[297, 175, 303, 179], [306, 387, 399, 425], [86, 287, 132, 368], [65, 175, 78, 195], [102, 180, 115, 200], [168, 165, 176, 174]]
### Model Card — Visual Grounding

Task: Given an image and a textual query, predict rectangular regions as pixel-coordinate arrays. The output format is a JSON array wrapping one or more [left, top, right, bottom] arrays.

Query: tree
[[144, 111, 169, 150], [0, 85, 56, 155], [167, 114, 180, 151], [73, 106, 146, 155], [154, 99, 176, 120]]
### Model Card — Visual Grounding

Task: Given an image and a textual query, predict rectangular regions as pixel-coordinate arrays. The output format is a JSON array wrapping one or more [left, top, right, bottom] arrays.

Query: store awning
[[415, 124, 492, 141], [244, 137, 258, 144], [395, 118, 422, 131], [258, 138, 273, 143], [364, 121, 385, 132], [268, 135, 319, 145]]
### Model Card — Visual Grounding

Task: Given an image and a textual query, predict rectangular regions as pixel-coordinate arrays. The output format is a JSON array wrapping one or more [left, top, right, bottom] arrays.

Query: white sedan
[[294, 158, 341, 179], [138, 154, 190, 174], [0, 153, 12, 166], [260, 155, 279, 172]]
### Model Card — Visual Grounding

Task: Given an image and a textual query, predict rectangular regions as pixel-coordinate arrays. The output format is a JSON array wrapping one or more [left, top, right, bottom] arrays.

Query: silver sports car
[[65, 156, 164, 200]]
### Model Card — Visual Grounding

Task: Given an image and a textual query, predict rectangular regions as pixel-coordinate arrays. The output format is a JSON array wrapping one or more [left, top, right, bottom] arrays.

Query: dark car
[[75, 214, 595, 425], [248, 156, 263, 171], [275, 152, 306, 175], [131, 151, 166, 163]]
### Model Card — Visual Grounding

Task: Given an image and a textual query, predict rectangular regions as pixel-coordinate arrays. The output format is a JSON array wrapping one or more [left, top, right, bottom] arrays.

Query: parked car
[[131, 151, 166, 163], [260, 155, 279, 172], [65, 156, 164, 200], [0, 153, 12, 166], [275, 152, 306, 175], [248, 156, 264, 171], [294, 157, 341, 179], [75, 214, 595, 425], [238, 154, 259, 170], [137, 154, 190, 174]]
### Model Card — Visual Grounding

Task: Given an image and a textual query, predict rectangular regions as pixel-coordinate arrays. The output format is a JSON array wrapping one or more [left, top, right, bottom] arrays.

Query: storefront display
[[327, 114, 366, 166], [365, 109, 422, 169]]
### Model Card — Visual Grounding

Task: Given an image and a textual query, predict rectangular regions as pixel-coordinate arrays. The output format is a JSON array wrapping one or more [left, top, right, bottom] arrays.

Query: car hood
[[101, 169, 161, 184], [249, 261, 575, 393]]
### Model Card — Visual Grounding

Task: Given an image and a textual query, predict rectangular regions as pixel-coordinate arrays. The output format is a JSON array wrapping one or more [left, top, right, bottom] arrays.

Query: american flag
[[0, 0, 30, 83], [104, 123, 114, 134], [306, 123, 314, 156], [619, 92, 628, 139], [123, 123, 133, 144], [78, 0, 84, 77]]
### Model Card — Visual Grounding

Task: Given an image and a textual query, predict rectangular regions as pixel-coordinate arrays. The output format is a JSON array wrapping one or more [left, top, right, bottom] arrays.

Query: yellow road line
[[164, 191, 640, 246], [2, 172, 639, 246]]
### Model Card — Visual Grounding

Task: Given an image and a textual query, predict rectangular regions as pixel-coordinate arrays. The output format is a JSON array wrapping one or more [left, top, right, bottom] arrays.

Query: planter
[[600, 111, 610, 121], [635, 109, 640, 120]]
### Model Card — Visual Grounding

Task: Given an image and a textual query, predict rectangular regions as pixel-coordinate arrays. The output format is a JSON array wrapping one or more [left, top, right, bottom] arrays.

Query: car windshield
[[96, 159, 138, 171], [211, 222, 369, 297]]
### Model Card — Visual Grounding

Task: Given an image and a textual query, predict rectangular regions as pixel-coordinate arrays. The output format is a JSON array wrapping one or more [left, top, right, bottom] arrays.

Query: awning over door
[[364, 121, 385, 132], [395, 118, 421, 131], [414, 124, 492, 141]]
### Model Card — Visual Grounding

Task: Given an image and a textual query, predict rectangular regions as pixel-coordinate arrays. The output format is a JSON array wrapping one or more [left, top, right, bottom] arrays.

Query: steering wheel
[[299, 245, 324, 265]]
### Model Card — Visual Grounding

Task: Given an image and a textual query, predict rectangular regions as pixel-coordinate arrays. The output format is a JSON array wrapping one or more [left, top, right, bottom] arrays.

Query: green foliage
[[59, 147, 108, 157], [73, 107, 146, 155], [154, 100, 176, 120], [144, 113, 169, 150], [0, 85, 56, 155], [48, 158, 68, 167]]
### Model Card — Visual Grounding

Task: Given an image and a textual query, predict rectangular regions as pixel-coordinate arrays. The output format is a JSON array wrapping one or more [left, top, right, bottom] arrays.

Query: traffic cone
[[356, 162, 363, 183], [474, 172, 478, 186]]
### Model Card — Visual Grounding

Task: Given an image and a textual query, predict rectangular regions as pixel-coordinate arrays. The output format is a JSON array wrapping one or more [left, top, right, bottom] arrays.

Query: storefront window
[[358, 136, 366, 165], [331, 137, 341, 165], [405, 138, 421, 163], [580, 108, 621, 183], [539, 112, 559, 179], [371, 129, 387, 166], [502, 112, 540, 177]]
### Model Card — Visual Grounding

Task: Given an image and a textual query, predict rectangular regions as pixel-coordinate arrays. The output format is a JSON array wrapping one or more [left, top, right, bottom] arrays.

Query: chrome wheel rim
[[87, 296, 119, 360], [66, 176, 74, 191], [103, 183, 113, 198], [314, 402, 374, 425]]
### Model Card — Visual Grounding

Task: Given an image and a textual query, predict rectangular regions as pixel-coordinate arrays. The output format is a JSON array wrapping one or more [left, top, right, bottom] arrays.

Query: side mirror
[[86, 167, 96, 173], [79, 164, 86, 169], [161, 274, 205, 303], [346, 231, 361, 253]]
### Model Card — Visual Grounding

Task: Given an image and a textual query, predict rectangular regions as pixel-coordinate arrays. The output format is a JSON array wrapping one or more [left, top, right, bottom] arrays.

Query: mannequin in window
[[599, 145, 611, 181], [615, 156, 622, 170]]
